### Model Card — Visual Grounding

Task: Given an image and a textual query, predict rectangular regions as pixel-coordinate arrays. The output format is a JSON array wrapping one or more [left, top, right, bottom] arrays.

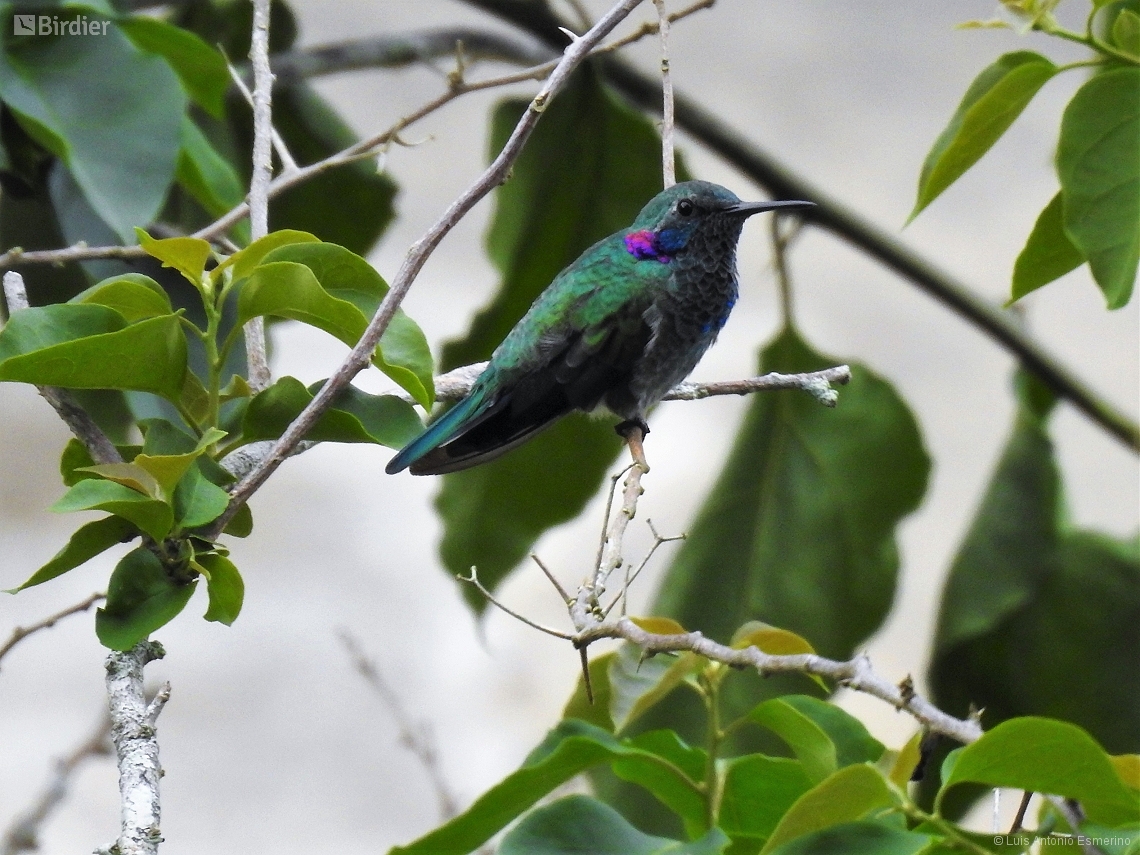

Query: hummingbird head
[[624, 180, 815, 263]]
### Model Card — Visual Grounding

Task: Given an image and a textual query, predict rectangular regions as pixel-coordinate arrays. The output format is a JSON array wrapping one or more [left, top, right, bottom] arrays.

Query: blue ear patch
[[654, 228, 687, 254], [625, 230, 672, 263]]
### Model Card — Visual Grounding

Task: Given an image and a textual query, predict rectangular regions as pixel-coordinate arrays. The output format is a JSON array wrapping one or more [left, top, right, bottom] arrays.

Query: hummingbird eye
[[676, 199, 694, 216]]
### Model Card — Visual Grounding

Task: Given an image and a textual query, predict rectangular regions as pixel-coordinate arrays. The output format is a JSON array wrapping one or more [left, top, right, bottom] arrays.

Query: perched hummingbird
[[386, 180, 814, 476]]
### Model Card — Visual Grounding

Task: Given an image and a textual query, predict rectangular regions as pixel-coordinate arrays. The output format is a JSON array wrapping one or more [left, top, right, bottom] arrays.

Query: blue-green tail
[[385, 393, 487, 475]]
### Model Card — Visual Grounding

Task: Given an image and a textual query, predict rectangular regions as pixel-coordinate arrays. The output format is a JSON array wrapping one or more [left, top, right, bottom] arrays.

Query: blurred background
[[1, 1, 1136, 851]]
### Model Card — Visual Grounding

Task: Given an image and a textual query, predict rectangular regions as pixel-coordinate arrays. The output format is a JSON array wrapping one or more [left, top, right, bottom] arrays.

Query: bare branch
[[227, 60, 297, 173], [653, 0, 676, 187], [338, 631, 461, 820], [97, 641, 168, 855], [1, 272, 122, 465], [531, 553, 572, 604], [1, 712, 111, 855], [0, 592, 106, 669], [458, 567, 575, 640], [210, 0, 651, 536]]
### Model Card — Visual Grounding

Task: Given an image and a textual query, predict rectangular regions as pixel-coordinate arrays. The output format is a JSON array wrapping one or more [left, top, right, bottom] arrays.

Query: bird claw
[[615, 419, 651, 472]]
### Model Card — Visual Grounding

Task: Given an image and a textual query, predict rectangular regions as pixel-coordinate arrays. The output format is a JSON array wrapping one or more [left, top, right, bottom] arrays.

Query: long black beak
[[726, 199, 816, 217]]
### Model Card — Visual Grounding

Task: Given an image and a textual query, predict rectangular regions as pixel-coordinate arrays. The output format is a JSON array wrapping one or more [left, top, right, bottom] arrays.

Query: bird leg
[[615, 419, 650, 472]]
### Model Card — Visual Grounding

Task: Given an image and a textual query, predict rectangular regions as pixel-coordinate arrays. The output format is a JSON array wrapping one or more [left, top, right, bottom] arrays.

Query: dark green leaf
[[1010, 192, 1085, 303], [51, 478, 173, 541], [612, 730, 708, 837], [1111, 9, 1140, 55], [176, 117, 245, 221], [1057, 67, 1140, 308], [241, 375, 423, 449], [911, 52, 1057, 220], [769, 696, 884, 769], [96, 547, 196, 650], [0, 22, 185, 241], [433, 70, 688, 610], [222, 502, 254, 538], [196, 552, 243, 625], [929, 382, 1140, 755], [941, 718, 1139, 826], [760, 764, 899, 854], [765, 821, 931, 855], [260, 242, 434, 407], [498, 795, 729, 855], [118, 17, 229, 117], [719, 755, 815, 844], [7, 515, 135, 591], [654, 327, 929, 661], [0, 306, 187, 400], [389, 719, 698, 855], [173, 463, 230, 529], [71, 273, 173, 321]]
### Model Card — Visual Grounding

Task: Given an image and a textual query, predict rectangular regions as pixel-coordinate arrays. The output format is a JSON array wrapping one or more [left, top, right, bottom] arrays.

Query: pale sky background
[[1, 1, 1137, 852]]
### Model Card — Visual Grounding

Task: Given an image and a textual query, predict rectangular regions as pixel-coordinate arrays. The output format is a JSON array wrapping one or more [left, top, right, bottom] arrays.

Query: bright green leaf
[[118, 17, 229, 117], [498, 795, 729, 855], [1111, 10, 1140, 56], [911, 52, 1057, 220], [136, 229, 212, 287], [773, 697, 884, 769], [719, 755, 815, 843], [70, 273, 173, 321], [732, 622, 827, 691], [748, 700, 839, 783], [760, 764, 898, 854], [77, 463, 162, 498], [942, 717, 1139, 825], [240, 375, 423, 449], [1057, 67, 1140, 308], [1010, 192, 1085, 303], [259, 242, 434, 407], [0, 24, 185, 241], [51, 479, 173, 541], [765, 821, 931, 855], [7, 515, 135, 591], [131, 426, 226, 499], [433, 71, 688, 610], [172, 463, 230, 529], [887, 732, 924, 788], [96, 547, 196, 650], [214, 229, 320, 284], [196, 552, 244, 624]]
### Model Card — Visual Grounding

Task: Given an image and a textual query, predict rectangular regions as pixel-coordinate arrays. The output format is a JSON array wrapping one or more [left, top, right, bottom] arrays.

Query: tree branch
[[208, 0, 652, 536], [96, 642, 169, 855], [0, 592, 105, 670], [1, 713, 112, 855], [1, 272, 122, 465]]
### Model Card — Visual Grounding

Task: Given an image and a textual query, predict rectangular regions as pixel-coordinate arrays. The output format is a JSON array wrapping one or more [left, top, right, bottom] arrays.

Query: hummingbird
[[386, 180, 814, 476]]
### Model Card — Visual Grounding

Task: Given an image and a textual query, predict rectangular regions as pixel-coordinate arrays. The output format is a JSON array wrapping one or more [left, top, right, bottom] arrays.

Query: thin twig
[[96, 641, 168, 855], [1008, 790, 1033, 834], [0, 592, 106, 669], [244, 0, 274, 392], [653, 0, 676, 187], [458, 568, 575, 640], [338, 630, 460, 820], [208, 0, 650, 536], [603, 519, 685, 616], [531, 554, 572, 604], [1, 713, 112, 855], [1, 272, 122, 465], [227, 60, 297, 173], [594, 466, 630, 573]]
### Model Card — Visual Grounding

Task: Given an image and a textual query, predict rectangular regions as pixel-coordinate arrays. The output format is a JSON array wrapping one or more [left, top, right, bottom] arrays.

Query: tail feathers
[[384, 393, 489, 475]]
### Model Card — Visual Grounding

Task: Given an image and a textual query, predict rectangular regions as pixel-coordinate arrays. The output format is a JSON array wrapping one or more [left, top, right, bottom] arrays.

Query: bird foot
[[614, 419, 650, 472]]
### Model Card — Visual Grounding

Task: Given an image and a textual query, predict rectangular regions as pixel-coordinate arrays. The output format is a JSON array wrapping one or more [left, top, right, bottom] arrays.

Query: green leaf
[[118, 16, 229, 117], [0, 21, 186, 241], [96, 547, 196, 650], [131, 426, 226, 499], [911, 52, 1057, 220], [389, 719, 700, 855], [499, 795, 729, 855], [71, 273, 173, 321], [765, 821, 931, 855], [259, 242, 434, 407], [747, 700, 838, 783], [215, 228, 319, 283], [241, 375, 423, 449], [0, 304, 187, 400], [7, 515, 136, 592], [612, 730, 709, 837], [719, 755, 815, 843], [732, 622, 827, 691], [196, 552, 244, 625], [610, 646, 706, 735], [433, 70, 688, 610], [941, 718, 1140, 825], [177, 117, 245, 221], [172, 463, 230, 529], [1111, 9, 1140, 56], [1009, 192, 1085, 303], [1057, 67, 1140, 308], [653, 327, 929, 661], [929, 382, 1140, 756], [51, 478, 173, 541], [760, 764, 899, 854], [77, 462, 162, 498], [136, 229, 212, 288]]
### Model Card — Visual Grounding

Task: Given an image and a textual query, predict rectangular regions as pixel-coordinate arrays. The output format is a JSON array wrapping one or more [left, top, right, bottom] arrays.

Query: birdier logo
[[12, 14, 111, 36]]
